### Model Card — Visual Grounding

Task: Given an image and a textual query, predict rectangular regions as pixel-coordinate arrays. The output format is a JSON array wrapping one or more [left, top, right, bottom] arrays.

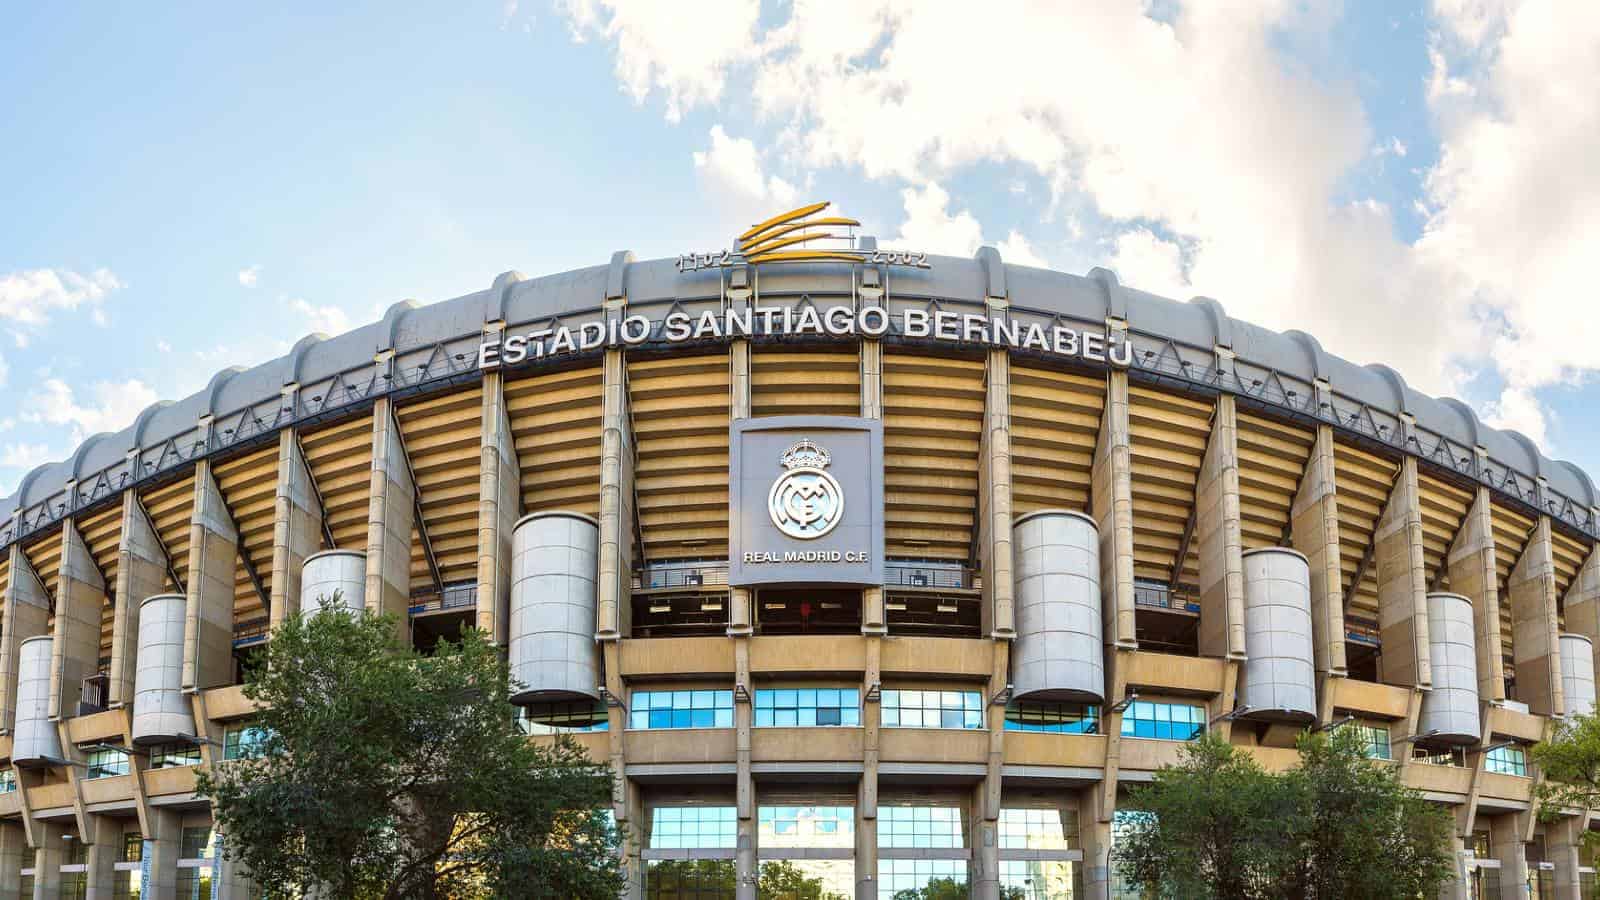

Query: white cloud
[[0, 351, 7, 389], [238, 265, 261, 288], [692, 125, 799, 225], [1482, 385, 1548, 448], [1106, 228, 1190, 300], [0, 268, 122, 327], [888, 183, 1049, 267], [287, 297, 351, 336], [156, 340, 172, 353], [557, 0, 759, 122], [21, 378, 159, 445], [0, 442, 50, 470]]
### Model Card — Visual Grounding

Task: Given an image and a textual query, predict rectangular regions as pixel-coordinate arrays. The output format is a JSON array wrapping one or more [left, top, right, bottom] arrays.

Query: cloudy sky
[[2, 0, 1598, 497]]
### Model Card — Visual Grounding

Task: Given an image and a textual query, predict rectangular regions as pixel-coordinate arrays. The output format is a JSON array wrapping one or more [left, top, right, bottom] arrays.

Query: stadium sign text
[[477, 305, 1133, 371]]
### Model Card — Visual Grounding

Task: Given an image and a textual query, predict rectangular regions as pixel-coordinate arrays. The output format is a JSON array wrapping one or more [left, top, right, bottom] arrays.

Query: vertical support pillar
[[1438, 831, 1469, 900], [1292, 422, 1347, 690], [140, 809, 181, 900], [0, 820, 24, 895], [1490, 813, 1529, 900], [1376, 458, 1432, 689], [182, 461, 239, 692], [1078, 788, 1113, 899], [110, 492, 168, 707], [476, 367, 521, 648], [52, 520, 106, 721], [858, 639, 882, 900], [1509, 517, 1564, 717], [30, 821, 66, 899], [1548, 815, 1583, 900], [1449, 486, 1506, 703], [84, 812, 119, 900], [0, 548, 51, 734], [270, 428, 323, 630], [365, 398, 415, 638], [729, 313, 759, 900], [1195, 395, 1246, 662], [1093, 369, 1135, 846], [211, 831, 255, 900]]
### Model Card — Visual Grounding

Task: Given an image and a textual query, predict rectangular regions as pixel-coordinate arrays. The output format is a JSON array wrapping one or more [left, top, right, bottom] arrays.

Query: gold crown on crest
[[780, 439, 831, 470]]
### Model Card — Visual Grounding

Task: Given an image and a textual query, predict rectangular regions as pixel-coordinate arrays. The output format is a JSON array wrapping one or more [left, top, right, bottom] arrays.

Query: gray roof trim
[[2, 252, 1597, 550]]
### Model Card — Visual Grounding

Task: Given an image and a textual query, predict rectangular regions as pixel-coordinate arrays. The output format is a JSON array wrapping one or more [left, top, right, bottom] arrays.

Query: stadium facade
[[1, 203, 1598, 899]]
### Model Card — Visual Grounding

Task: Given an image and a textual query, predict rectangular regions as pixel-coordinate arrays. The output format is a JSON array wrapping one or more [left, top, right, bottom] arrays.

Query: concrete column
[[0, 820, 26, 895], [1291, 424, 1347, 681], [857, 638, 882, 900], [1548, 816, 1584, 900], [1094, 371, 1136, 650], [1509, 517, 1564, 717], [860, 335, 883, 423], [83, 813, 119, 900], [1376, 458, 1432, 689], [731, 329, 757, 900], [0, 547, 51, 734], [183, 461, 239, 691], [1448, 487, 1506, 703], [212, 830, 256, 900], [29, 821, 66, 899], [51, 520, 105, 721], [1438, 831, 1469, 900], [1078, 789, 1113, 900], [1490, 813, 1529, 900], [476, 370, 521, 648], [269, 428, 323, 630], [110, 492, 168, 707], [140, 809, 181, 900], [596, 348, 634, 643], [978, 345, 1015, 640], [1564, 544, 1600, 679], [365, 398, 415, 638], [1196, 395, 1246, 662]]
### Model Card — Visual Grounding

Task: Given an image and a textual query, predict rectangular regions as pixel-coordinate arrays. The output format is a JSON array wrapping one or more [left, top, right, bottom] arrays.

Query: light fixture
[[597, 685, 626, 711], [1209, 705, 1254, 725], [864, 682, 882, 703], [1393, 729, 1441, 746], [1108, 690, 1139, 715], [990, 683, 1013, 707], [1310, 715, 1355, 734]]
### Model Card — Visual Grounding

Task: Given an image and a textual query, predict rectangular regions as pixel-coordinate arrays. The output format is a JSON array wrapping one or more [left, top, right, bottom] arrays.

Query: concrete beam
[[1509, 517, 1564, 717], [0, 548, 51, 734], [50, 520, 105, 720], [475, 371, 521, 647], [1449, 487, 1506, 703], [978, 346, 1015, 640], [1094, 370, 1136, 650], [0, 820, 24, 895], [1196, 395, 1246, 661], [365, 398, 415, 638], [597, 348, 634, 643], [182, 461, 239, 692], [1376, 458, 1432, 689], [109, 493, 168, 707], [269, 428, 323, 630], [1291, 424, 1347, 678]]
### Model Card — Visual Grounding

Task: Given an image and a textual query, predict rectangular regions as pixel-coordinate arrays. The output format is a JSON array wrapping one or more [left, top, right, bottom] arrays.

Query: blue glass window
[[630, 690, 735, 730], [758, 806, 855, 849], [86, 747, 129, 779], [1353, 723, 1391, 760], [881, 690, 983, 730], [649, 806, 737, 849], [519, 701, 609, 734], [998, 807, 1077, 850], [223, 725, 275, 759], [1485, 745, 1527, 777], [754, 688, 860, 727], [1005, 700, 1099, 734], [879, 805, 965, 849], [878, 859, 967, 899], [1119, 701, 1205, 741]]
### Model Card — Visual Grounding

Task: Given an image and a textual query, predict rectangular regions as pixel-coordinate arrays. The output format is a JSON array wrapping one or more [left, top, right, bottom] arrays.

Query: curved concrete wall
[[509, 512, 601, 704], [12, 637, 60, 766], [1561, 633, 1597, 719], [1236, 548, 1317, 722], [301, 549, 366, 615], [1419, 592, 1481, 745], [132, 594, 198, 745], [1011, 510, 1104, 703]]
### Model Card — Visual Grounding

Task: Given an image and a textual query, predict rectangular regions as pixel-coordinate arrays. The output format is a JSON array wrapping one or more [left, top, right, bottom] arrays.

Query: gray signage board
[[729, 416, 884, 587]]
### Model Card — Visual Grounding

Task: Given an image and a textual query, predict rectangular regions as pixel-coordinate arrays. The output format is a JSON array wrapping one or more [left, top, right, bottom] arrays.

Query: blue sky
[[3, 1, 1599, 497]]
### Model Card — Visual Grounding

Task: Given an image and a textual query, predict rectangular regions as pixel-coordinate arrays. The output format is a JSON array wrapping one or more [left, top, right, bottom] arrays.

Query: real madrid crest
[[768, 439, 845, 540]]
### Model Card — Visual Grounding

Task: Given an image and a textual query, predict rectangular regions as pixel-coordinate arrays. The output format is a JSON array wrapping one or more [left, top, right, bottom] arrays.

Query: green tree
[[1114, 734, 1285, 900], [1531, 713, 1600, 851], [195, 596, 624, 899], [1279, 727, 1455, 899], [758, 859, 849, 899], [889, 877, 1018, 900]]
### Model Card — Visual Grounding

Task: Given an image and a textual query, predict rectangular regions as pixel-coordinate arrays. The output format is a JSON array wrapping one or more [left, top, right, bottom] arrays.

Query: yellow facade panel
[[508, 367, 603, 518], [1009, 364, 1103, 517]]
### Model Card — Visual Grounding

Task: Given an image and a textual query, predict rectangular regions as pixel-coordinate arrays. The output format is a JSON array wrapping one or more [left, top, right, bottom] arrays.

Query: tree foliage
[[1115, 728, 1454, 900], [1533, 712, 1600, 835], [195, 597, 624, 899]]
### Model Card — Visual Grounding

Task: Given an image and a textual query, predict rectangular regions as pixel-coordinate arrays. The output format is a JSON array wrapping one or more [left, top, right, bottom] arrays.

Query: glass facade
[[649, 806, 737, 849], [1005, 701, 1099, 734], [224, 724, 275, 758], [1486, 745, 1528, 777], [112, 870, 142, 899], [878, 859, 967, 899], [760, 859, 854, 899], [60, 870, 88, 900], [86, 747, 130, 779], [0, 768, 16, 793], [175, 868, 212, 900], [629, 690, 734, 730], [999, 808, 1077, 850], [758, 805, 854, 849], [881, 690, 983, 730], [1002, 859, 1081, 899], [123, 831, 144, 861], [1354, 723, 1391, 760], [180, 826, 212, 860], [879, 805, 965, 850], [1119, 701, 1205, 741], [645, 859, 734, 900], [518, 701, 608, 734], [150, 743, 202, 769], [754, 688, 860, 727]]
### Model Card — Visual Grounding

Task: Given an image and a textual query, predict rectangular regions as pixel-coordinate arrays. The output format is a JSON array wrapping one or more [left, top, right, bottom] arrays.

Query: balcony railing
[[634, 561, 729, 591], [410, 582, 478, 616], [233, 617, 270, 647], [1134, 580, 1199, 613], [884, 563, 975, 591], [78, 673, 109, 717]]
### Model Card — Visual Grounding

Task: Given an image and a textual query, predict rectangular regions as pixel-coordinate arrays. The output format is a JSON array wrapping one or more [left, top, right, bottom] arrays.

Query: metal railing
[[634, 561, 730, 591], [410, 582, 478, 616], [884, 563, 974, 590], [1133, 580, 1199, 613], [78, 673, 109, 716], [233, 617, 270, 647]]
